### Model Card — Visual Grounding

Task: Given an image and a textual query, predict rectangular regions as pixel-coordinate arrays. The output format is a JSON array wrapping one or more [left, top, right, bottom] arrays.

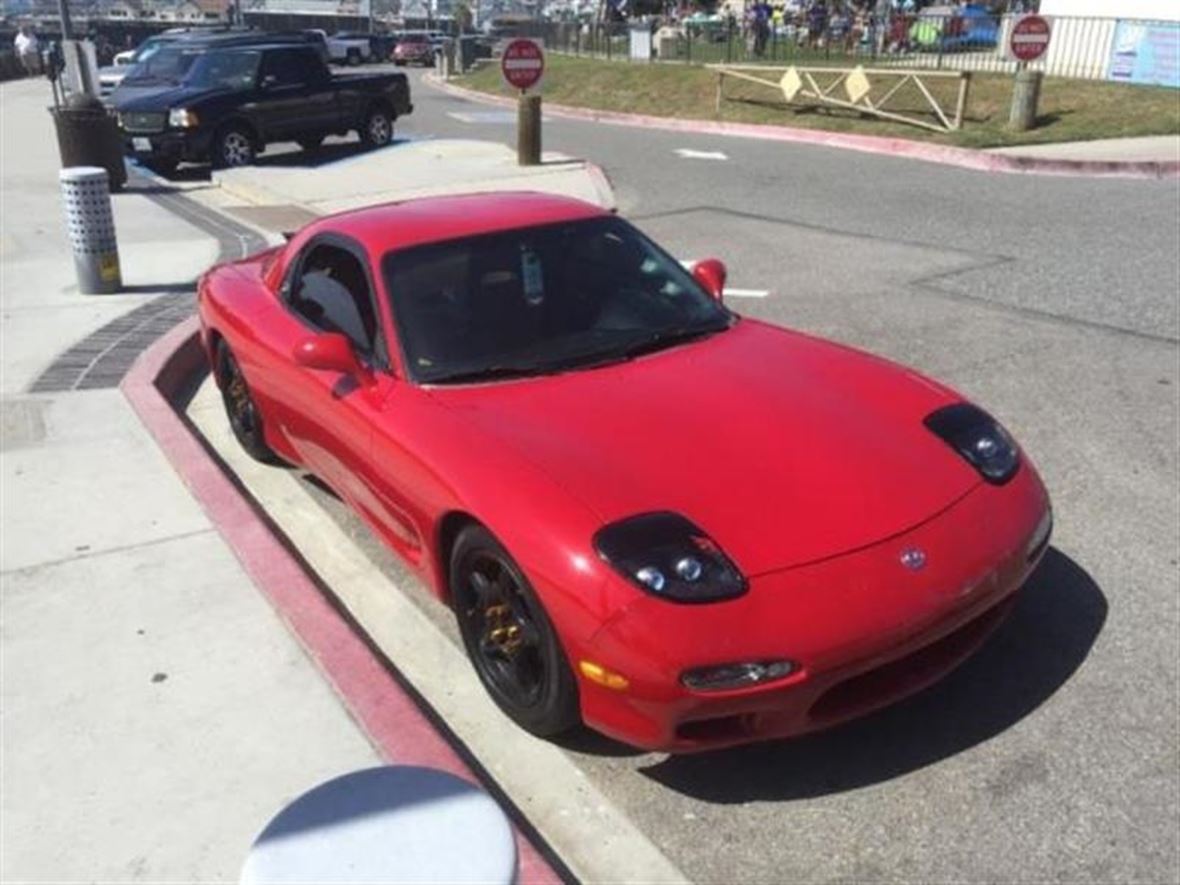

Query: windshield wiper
[[426, 363, 559, 385], [606, 324, 727, 361]]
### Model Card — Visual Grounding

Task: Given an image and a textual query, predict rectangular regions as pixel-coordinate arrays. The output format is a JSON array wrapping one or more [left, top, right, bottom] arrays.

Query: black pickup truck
[[116, 43, 412, 173]]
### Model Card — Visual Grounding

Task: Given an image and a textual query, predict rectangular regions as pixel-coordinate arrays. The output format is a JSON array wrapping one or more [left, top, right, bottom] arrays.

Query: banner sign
[[1108, 20, 1179, 88]]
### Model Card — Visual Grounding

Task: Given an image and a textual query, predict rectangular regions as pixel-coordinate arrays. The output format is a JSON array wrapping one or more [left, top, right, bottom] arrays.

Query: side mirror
[[692, 258, 727, 302], [293, 333, 374, 387]]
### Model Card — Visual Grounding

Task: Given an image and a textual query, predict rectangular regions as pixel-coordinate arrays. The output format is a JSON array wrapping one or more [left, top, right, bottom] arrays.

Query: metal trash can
[[60, 166, 122, 295], [50, 93, 127, 191]]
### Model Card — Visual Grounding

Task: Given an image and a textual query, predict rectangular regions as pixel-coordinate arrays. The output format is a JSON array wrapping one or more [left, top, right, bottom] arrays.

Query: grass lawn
[[457, 54, 1180, 149]]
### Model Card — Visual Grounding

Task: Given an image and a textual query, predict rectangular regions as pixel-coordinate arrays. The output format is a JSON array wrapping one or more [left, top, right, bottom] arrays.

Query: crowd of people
[[715, 0, 1040, 59]]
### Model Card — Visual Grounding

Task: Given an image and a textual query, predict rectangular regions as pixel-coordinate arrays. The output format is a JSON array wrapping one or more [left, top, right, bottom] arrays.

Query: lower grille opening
[[809, 596, 1014, 724], [675, 713, 755, 743]]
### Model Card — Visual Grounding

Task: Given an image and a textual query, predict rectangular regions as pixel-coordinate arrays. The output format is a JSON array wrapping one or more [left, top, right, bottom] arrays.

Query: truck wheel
[[347, 48, 361, 66], [360, 108, 393, 149], [213, 125, 255, 169]]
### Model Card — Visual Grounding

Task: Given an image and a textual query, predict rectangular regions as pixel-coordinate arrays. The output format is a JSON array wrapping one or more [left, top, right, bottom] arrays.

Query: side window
[[260, 49, 306, 87], [291, 244, 380, 359]]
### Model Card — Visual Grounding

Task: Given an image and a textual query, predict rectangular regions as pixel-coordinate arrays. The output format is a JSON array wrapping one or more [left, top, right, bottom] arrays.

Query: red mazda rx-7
[[197, 192, 1052, 752]]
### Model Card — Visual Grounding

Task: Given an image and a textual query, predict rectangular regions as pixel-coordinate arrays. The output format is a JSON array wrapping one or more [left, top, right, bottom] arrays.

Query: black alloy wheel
[[215, 341, 278, 464], [451, 525, 579, 737]]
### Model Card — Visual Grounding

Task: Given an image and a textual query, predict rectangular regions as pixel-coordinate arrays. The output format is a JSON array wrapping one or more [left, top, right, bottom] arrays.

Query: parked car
[[392, 32, 438, 66], [116, 43, 412, 173], [911, 3, 999, 51], [197, 191, 1052, 752], [306, 28, 372, 65]]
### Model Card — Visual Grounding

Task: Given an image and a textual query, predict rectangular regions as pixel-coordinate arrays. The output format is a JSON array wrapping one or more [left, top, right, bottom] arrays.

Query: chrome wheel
[[363, 111, 392, 147], [220, 130, 254, 167]]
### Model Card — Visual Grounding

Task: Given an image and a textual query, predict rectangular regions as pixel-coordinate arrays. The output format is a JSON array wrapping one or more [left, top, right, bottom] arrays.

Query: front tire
[[215, 341, 278, 464], [451, 525, 580, 737], [359, 106, 394, 149], [212, 125, 255, 169]]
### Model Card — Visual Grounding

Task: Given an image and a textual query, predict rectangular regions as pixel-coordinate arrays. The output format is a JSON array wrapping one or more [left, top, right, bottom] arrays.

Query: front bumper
[[122, 127, 214, 165], [577, 462, 1051, 752]]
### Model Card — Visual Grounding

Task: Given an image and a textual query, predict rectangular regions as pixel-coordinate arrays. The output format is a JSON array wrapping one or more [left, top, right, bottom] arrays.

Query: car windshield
[[124, 46, 203, 83], [382, 216, 734, 384], [182, 49, 261, 90]]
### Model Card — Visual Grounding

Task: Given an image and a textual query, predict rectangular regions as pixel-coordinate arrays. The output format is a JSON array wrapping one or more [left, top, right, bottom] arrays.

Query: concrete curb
[[119, 318, 564, 885], [428, 75, 1180, 180]]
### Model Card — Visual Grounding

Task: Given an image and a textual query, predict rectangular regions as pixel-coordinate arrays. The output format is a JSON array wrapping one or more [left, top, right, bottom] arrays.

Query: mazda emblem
[[900, 548, 927, 571]]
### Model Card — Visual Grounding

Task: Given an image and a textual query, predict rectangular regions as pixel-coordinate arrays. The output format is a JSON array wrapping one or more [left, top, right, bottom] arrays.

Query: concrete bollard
[[517, 94, 542, 166], [60, 166, 122, 294], [1009, 69, 1043, 132]]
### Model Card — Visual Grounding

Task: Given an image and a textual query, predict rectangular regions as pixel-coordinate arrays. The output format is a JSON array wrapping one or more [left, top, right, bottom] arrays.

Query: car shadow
[[635, 547, 1106, 801], [130, 137, 420, 183]]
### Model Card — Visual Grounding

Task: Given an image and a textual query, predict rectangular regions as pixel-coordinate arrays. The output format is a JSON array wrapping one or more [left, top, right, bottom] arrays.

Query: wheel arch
[[435, 509, 482, 606]]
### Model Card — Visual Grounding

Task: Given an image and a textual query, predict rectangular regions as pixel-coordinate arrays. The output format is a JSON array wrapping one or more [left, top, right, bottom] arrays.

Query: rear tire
[[215, 341, 279, 464], [359, 106, 394, 149], [451, 525, 580, 738]]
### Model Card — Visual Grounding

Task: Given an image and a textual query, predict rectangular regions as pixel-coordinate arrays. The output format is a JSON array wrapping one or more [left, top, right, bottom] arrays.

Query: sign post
[[1007, 15, 1051, 131], [501, 39, 545, 166]]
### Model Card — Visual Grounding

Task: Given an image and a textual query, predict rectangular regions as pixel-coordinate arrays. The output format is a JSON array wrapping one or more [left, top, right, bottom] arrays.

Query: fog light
[[681, 660, 796, 692]]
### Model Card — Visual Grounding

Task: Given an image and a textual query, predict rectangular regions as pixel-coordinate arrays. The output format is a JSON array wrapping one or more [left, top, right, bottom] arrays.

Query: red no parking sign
[[501, 39, 545, 92]]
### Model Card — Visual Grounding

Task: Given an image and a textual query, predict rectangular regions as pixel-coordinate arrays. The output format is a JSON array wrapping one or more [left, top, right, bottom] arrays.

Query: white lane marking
[[188, 380, 689, 885], [447, 111, 518, 124], [674, 148, 728, 160]]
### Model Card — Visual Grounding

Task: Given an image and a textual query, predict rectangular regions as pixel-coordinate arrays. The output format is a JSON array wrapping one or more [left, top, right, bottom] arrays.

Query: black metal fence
[[537, 14, 1151, 82]]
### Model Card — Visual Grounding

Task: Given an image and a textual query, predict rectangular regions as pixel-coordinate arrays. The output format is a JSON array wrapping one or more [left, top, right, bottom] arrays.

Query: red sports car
[[198, 192, 1052, 752]]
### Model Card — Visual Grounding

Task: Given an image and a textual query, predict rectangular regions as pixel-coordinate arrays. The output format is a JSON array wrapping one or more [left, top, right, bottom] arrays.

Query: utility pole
[[57, 0, 74, 40]]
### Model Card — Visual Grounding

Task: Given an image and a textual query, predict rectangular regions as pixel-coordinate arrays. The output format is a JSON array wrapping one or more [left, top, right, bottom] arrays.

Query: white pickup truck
[[306, 29, 372, 65]]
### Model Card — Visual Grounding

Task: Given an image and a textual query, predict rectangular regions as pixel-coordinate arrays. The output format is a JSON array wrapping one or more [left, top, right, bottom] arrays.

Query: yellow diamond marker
[[780, 66, 803, 103], [845, 66, 872, 104]]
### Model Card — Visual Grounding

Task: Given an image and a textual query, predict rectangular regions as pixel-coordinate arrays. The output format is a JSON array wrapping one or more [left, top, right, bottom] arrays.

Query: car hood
[[429, 320, 979, 576], [115, 84, 227, 112]]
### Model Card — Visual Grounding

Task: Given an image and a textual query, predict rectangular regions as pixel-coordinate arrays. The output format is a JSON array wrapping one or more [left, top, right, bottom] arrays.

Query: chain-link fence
[[538, 14, 1169, 82]]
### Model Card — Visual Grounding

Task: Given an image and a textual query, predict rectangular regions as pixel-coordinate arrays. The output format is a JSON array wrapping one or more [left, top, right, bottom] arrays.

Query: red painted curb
[[120, 318, 562, 885], [429, 75, 1180, 180]]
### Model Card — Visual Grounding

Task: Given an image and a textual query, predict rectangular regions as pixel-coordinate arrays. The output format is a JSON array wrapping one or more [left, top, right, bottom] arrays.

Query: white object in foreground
[[241, 766, 516, 885], [674, 148, 729, 160]]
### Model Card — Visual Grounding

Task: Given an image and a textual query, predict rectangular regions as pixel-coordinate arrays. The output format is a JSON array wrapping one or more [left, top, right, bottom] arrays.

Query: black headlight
[[593, 512, 747, 604], [924, 403, 1020, 485]]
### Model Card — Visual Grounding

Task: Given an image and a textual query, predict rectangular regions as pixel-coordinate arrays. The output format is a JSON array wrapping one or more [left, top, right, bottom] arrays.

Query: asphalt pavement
[[314, 70, 1177, 884]]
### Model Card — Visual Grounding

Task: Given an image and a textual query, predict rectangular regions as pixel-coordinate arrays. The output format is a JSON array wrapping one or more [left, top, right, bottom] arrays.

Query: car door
[[269, 236, 395, 512], [253, 47, 334, 140]]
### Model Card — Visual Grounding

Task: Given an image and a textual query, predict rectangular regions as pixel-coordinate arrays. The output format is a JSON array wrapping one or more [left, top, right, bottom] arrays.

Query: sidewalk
[[1, 77, 405, 881], [989, 134, 1180, 163], [0, 76, 387, 883]]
